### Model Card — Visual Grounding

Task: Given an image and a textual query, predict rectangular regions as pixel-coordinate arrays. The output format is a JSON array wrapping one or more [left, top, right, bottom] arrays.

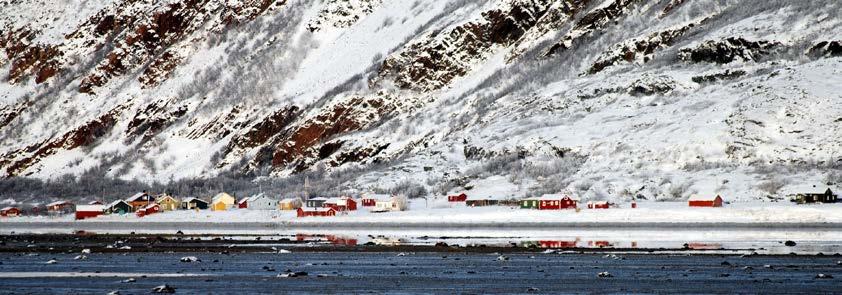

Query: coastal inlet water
[[1, 251, 840, 294]]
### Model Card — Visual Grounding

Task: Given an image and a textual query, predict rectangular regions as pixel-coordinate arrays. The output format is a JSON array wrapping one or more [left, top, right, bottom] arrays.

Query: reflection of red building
[[588, 241, 612, 248], [539, 240, 578, 248], [448, 193, 468, 202], [295, 234, 357, 246], [297, 207, 336, 217], [686, 242, 721, 250], [1, 207, 21, 217]]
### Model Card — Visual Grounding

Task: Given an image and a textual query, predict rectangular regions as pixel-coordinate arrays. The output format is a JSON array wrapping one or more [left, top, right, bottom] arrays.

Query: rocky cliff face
[[1, 0, 841, 202]]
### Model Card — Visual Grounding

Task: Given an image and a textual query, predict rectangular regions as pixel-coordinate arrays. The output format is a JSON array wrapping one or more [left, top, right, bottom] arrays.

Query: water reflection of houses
[[684, 242, 722, 250], [520, 239, 579, 248], [295, 234, 357, 246]]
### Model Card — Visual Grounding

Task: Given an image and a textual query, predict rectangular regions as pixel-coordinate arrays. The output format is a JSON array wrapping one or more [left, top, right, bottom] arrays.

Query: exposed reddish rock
[[229, 106, 299, 150], [139, 50, 183, 87], [1, 106, 125, 176], [125, 99, 188, 142], [377, 0, 555, 91], [270, 95, 395, 170], [678, 37, 783, 64], [307, 0, 383, 32], [183, 106, 250, 140], [0, 27, 63, 84], [545, 0, 642, 56]]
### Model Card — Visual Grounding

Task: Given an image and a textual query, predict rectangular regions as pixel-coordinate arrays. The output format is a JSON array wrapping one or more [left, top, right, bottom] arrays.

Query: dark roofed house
[[790, 187, 837, 204]]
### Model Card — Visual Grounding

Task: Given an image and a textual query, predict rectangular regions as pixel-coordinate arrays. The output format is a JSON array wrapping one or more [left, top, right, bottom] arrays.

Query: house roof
[[46, 201, 71, 207], [76, 205, 105, 212], [88, 201, 102, 205], [126, 192, 149, 202], [1, 206, 17, 211], [309, 197, 328, 201], [156, 195, 177, 202], [688, 194, 722, 201], [182, 197, 208, 204], [212, 192, 234, 202], [107, 200, 130, 208], [141, 203, 159, 210], [781, 185, 837, 195]]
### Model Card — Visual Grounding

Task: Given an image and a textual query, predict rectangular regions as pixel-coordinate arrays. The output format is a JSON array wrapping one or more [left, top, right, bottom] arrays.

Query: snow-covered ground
[[4, 199, 842, 227]]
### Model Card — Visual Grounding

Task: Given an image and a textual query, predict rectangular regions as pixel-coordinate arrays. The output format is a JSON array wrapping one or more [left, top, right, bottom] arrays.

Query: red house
[[362, 194, 389, 207], [587, 201, 610, 209], [1, 207, 21, 217], [237, 198, 248, 209], [323, 197, 357, 211], [688, 195, 723, 207], [75, 205, 105, 220], [539, 240, 577, 248], [136, 203, 162, 217], [297, 207, 337, 217], [538, 194, 563, 210], [560, 196, 578, 209], [448, 193, 468, 202]]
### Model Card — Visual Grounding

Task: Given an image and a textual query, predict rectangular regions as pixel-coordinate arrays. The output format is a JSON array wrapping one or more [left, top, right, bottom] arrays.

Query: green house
[[520, 197, 539, 209]]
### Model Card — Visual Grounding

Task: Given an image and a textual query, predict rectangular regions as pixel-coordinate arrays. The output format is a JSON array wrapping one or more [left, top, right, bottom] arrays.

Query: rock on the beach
[[278, 249, 292, 254], [784, 241, 797, 247], [278, 271, 308, 278], [122, 278, 136, 283], [81, 249, 91, 254], [816, 273, 833, 279], [107, 291, 120, 295], [119, 246, 132, 250], [180, 256, 200, 263], [497, 255, 509, 261], [597, 271, 613, 278], [45, 259, 57, 264], [74, 255, 87, 260], [152, 284, 176, 293]]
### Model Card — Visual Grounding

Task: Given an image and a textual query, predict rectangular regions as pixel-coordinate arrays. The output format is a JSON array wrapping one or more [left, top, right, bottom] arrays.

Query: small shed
[[587, 201, 611, 209], [279, 198, 303, 210], [155, 194, 179, 211], [324, 197, 357, 211], [520, 197, 540, 209], [75, 205, 105, 220], [297, 207, 337, 217], [1, 207, 21, 217], [46, 201, 75, 214], [181, 197, 209, 210], [126, 192, 155, 211], [361, 194, 389, 207], [246, 193, 278, 210], [211, 192, 236, 211], [237, 198, 249, 209], [448, 193, 468, 202], [136, 203, 161, 217], [306, 197, 328, 208], [688, 195, 723, 207], [106, 200, 133, 214]]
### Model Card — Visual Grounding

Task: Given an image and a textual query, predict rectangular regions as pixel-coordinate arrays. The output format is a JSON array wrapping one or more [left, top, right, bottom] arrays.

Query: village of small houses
[[0, 185, 838, 221]]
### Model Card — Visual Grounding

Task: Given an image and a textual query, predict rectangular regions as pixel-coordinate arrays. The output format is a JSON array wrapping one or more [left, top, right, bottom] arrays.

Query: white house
[[245, 193, 278, 210]]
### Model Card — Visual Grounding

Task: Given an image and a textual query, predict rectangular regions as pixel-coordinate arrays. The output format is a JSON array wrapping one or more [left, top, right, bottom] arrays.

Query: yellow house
[[211, 192, 236, 211], [278, 198, 302, 210], [156, 194, 179, 211]]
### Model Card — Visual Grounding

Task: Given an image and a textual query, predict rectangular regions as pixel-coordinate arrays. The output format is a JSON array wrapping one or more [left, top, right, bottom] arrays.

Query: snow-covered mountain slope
[[1, 0, 840, 202]]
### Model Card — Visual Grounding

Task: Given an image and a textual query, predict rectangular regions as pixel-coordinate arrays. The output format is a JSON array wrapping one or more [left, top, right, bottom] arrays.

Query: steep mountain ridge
[[1, 0, 840, 202]]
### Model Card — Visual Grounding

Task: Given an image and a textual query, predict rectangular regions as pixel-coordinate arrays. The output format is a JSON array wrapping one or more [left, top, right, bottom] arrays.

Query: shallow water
[[0, 251, 840, 294]]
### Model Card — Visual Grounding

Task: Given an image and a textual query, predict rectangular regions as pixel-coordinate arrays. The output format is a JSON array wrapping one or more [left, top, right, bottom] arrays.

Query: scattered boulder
[[151, 284, 176, 293], [45, 259, 57, 264], [597, 271, 613, 278], [816, 273, 833, 279], [180, 256, 200, 263], [278, 271, 308, 278], [81, 249, 91, 254], [74, 255, 87, 260], [277, 249, 292, 254], [434, 242, 448, 247], [497, 255, 509, 261], [721, 261, 732, 266], [784, 241, 796, 247], [122, 278, 136, 283]]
